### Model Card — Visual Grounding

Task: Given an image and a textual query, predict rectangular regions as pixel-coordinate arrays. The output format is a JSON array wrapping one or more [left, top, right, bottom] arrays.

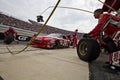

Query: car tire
[[4, 34, 14, 44], [77, 38, 100, 62], [54, 40, 60, 49]]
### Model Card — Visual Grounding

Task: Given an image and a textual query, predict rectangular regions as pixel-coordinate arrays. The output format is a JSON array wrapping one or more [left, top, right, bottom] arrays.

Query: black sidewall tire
[[54, 40, 60, 49], [77, 38, 100, 62], [4, 34, 14, 44]]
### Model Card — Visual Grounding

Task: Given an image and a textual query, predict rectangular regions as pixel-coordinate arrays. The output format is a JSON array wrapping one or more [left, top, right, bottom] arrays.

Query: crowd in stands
[[0, 12, 82, 39]]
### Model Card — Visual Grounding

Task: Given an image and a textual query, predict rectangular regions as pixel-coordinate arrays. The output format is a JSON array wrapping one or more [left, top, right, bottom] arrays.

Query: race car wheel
[[66, 42, 70, 48], [54, 40, 60, 49], [4, 34, 14, 44], [77, 38, 100, 62]]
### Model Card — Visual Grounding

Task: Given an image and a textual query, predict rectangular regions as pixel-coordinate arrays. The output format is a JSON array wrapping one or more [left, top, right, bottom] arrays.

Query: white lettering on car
[[18, 36, 28, 41]]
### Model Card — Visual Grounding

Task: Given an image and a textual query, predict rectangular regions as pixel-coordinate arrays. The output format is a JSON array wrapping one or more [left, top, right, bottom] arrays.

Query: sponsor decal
[[18, 36, 28, 41]]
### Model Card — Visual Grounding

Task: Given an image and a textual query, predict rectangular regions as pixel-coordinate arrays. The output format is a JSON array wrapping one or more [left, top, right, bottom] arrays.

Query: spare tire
[[77, 38, 100, 62]]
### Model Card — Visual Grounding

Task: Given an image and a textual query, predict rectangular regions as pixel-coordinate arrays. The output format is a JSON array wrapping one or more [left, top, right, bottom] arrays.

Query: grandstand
[[0, 12, 82, 39]]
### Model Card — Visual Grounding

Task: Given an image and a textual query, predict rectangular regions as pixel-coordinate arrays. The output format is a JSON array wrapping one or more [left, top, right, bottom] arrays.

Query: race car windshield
[[47, 33, 62, 38]]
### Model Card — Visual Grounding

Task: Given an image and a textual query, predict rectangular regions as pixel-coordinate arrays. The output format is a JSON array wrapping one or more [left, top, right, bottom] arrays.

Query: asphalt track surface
[[0, 40, 120, 80], [0, 40, 89, 80], [89, 51, 120, 80]]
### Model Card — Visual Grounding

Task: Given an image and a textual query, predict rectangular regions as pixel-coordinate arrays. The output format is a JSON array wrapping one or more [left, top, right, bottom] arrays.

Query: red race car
[[31, 33, 70, 49]]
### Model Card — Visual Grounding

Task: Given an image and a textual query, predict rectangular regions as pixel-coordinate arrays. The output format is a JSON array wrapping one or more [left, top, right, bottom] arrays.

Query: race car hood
[[35, 36, 59, 41], [102, 0, 120, 12]]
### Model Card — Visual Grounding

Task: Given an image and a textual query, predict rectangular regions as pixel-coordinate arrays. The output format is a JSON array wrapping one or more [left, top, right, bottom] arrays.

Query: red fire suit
[[89, 13, 120, 65], [4, 28, 18, 41], [88, 13, 120, 39], [4, 29, 17, 36], [73, 30, 78, 47]]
